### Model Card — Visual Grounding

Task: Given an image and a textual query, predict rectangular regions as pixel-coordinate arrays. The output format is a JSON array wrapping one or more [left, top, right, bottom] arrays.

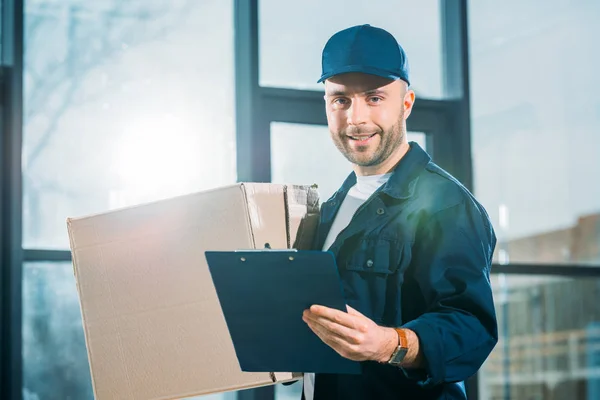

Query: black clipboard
[[204, 249, 361, 375]]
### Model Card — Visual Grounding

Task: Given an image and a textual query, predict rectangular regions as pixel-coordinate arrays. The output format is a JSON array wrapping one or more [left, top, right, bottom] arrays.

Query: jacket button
[[366, 259, 374, 268], [376, 208, 385, 215]]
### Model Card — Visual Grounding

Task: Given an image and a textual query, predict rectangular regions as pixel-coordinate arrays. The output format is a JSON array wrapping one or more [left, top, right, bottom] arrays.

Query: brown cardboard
[[286, 184, 320, 250], [67, 183, 319, 400]]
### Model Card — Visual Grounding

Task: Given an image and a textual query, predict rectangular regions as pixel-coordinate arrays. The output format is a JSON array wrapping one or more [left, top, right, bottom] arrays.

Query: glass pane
[[259, 0, 444, 98], [22, 261, 237, 400], [468, 0, 600, 265], [188, 392, 237, 400], [270, 123, 348, 202], [23, 0, 236, 250], [22, 262, 93, 399], [270, 122, 427, 202], [410, 131, 427, 152], [479, 274, 600, 400], [276, 380, 303, 400]]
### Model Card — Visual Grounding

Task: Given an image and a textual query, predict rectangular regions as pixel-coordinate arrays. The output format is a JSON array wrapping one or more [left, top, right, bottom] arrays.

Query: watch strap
[[394, 328, 408, 349], [386, 328, 409, 365]]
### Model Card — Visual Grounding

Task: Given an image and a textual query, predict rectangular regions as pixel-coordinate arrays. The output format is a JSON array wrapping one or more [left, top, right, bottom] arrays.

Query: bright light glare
[[111, 114, 205, 206]]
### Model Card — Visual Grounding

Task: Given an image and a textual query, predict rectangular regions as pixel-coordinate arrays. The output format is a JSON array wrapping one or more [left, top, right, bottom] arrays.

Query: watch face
[[389, 347, 408, 365]]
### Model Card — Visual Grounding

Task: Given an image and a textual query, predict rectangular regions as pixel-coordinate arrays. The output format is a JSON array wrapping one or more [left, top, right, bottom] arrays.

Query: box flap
[[285, 185, 320, 250], [241, 183, 288, 250]]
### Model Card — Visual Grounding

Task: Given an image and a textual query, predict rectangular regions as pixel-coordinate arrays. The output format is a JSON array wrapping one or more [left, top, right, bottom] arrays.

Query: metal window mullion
[[235, 0, 271, 183], [1, 0, 24, 399], [441, 1, 478, 399], [441, 0, 473, 193], [234, 0, 276, 399], [23, 249, 72, 263], [491, 263, 600, 277]]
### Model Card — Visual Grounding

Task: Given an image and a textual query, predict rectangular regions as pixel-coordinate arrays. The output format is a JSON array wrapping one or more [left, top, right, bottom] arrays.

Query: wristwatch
[[386, 328, 409, 366]]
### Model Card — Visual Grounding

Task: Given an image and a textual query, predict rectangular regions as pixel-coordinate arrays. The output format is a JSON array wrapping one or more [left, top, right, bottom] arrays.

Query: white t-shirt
[[303, 172, 392, 400]]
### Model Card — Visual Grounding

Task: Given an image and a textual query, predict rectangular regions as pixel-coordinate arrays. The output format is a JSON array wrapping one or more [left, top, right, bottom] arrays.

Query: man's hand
[[302, 304, 398, 363]]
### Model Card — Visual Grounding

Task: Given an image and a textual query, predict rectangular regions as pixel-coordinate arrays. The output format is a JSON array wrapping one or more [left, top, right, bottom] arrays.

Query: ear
[[403, 90, 416, 119]]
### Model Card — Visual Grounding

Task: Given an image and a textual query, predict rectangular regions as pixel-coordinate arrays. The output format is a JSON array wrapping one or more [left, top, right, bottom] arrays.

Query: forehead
[[324, 73, 398, 96]]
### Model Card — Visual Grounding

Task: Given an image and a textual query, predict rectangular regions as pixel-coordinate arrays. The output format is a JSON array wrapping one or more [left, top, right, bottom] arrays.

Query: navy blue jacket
[[308, 143, 498, 400]]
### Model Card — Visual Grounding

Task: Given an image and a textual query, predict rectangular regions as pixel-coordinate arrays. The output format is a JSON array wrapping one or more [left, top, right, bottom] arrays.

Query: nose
[[347, 99, 368, 126]]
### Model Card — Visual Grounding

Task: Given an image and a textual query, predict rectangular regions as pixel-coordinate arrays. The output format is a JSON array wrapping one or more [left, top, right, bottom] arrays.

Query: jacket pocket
[[345, 238, 403, 274], [341, 238, 405, 323]]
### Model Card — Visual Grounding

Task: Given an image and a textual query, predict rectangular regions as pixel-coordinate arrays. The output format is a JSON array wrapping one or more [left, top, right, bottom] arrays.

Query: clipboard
[[204, 249, 362, 375]]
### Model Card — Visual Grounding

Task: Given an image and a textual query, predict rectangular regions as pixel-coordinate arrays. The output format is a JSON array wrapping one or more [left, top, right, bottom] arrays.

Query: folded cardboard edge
[[160, 375, 295, 400], [66, 218, 101, 399], [285, 184, 321, 250], [65, 183, 247, 224], [141, 375, 297, 400], [240, 183, 288, 250], [282, 186, 291, 248], [274, 372, 303, 384]]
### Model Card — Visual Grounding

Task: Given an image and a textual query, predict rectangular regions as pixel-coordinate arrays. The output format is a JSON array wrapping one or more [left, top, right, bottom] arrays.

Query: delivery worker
[[301, 24, 498, 400]]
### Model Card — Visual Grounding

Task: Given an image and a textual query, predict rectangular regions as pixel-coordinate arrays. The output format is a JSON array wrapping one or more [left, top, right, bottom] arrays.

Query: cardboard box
[[66, 183, 320, 400]]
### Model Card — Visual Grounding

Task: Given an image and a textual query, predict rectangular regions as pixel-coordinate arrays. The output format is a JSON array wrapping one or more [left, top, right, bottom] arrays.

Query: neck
[[354, 141, 410, 176]]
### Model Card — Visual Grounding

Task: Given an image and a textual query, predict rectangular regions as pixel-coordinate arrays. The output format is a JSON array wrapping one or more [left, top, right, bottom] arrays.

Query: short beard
[[332, 112, 406, 167]]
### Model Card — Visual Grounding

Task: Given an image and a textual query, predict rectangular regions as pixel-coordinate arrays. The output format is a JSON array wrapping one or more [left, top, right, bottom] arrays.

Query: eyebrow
[[326, 89, 347, 97], [326, 88, 388, 97], [364, 89, 387, 96]]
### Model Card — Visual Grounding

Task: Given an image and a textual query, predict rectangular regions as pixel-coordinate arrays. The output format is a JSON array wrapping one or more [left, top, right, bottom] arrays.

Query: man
[[300, 24, 498, 399]]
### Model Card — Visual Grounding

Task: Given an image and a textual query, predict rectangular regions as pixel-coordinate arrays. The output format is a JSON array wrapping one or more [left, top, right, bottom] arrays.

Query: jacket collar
[[329, 141, 431, 202]]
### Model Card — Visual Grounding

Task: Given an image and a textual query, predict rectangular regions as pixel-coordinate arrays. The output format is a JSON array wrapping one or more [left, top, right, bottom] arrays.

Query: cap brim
[[317, 65, 409, 85]]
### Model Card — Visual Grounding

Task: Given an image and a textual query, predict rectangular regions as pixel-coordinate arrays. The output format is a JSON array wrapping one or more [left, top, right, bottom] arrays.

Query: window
[[23, 0, 236, 250], [21, 1, 236, 399], [270, 123, 349, 202], [468, 0, 600, 265], [22, 262, 93, 399], [270, 122, 427, 202], [259, 0, 444, 98], [480, 274, 600, 400]]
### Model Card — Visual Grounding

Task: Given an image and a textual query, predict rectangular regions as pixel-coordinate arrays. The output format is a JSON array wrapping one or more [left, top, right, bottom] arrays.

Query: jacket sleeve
[[400, 200, 499, 387]]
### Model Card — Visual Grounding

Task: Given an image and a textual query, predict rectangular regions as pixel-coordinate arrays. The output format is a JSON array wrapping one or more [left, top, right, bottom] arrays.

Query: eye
[[368, 96, 383, 104], [333, 98, 348, 105]]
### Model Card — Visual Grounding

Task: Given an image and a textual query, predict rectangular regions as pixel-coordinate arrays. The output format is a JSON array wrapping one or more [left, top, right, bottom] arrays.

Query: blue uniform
[[309, 143, 498, 400]]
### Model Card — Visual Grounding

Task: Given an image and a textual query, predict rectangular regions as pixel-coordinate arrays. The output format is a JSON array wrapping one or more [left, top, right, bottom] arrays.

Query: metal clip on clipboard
[[233, 242, 298, 253]]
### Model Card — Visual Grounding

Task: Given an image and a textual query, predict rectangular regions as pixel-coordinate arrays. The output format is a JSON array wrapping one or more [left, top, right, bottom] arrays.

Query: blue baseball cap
[[318, 24, 410, 86]]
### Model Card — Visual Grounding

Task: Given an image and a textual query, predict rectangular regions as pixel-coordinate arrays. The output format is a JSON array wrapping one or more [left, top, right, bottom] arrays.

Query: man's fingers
[[305, 318, 357, 349], [304, 319, 361, 360], [308, 305, 357, 329], [346, 305, 365, 317], [304, 317, 343, 343], [303, 312, 362, 344]]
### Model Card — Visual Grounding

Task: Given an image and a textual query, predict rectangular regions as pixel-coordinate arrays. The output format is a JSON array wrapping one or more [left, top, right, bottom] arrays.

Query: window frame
[[1, 0, 24, 398]]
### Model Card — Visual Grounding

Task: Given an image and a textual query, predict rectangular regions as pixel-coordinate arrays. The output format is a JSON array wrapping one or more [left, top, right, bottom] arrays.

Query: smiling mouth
[[348, 133, 377, 144]]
